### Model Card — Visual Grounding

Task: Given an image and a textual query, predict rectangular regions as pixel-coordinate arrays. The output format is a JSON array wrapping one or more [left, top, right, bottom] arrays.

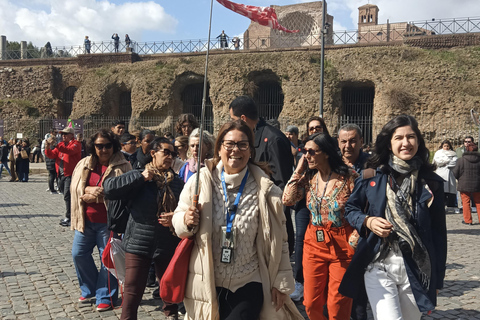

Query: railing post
[[0, 35, 6, 60], [21, 41, 27, 59]]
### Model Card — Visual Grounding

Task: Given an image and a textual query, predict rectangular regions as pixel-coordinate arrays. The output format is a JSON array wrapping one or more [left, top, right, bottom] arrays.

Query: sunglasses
[[303, 148, 320, 156], [222, 140, 250, 151], [94, 143, 113, 150], [309, 125, 323, 133], [157, 149, 178, 158], [123, 141, 136, 145]]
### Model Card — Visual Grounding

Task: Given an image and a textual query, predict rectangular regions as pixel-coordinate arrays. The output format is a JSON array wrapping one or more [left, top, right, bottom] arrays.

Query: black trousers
[[284, 206, 295, 256], [216, 282, 263, 320], [59, 175, 71, 219], [48, 169, 57, 192]]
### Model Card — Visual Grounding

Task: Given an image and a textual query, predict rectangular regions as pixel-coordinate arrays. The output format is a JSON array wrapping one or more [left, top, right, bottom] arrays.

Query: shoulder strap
[[362, 168, 376, 180]]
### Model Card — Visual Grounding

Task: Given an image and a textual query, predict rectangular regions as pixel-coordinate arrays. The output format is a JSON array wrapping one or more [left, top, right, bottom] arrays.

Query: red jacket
[[45, 139, 82, 177]]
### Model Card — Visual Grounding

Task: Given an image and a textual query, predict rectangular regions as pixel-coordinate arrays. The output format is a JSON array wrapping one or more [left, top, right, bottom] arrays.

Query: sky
[[1, 0, 479, 48]]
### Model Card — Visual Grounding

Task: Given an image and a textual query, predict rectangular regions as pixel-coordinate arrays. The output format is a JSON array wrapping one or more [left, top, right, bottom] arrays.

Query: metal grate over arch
[[253, 81, 284, 120], [63, 86, 77, 117], [181, 83, 214, 133], [340, 86, 375, 144]]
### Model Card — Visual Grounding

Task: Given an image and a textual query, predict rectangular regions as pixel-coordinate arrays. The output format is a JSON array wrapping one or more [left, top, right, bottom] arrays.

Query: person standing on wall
[[112, 33, 120, 53], [84, 36, 91, 54], [0, 139, 12, 179], [217, 30, 229, 49], [45, 127, 82, 227]]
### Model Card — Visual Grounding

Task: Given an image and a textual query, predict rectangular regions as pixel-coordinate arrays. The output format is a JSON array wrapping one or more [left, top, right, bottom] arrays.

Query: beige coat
[[70, 151, 132, 233], [172, 160, 303, 320]]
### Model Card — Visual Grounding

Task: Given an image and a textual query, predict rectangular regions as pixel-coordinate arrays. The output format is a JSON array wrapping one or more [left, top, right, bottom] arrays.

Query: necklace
[[309, 171, 332, 225]]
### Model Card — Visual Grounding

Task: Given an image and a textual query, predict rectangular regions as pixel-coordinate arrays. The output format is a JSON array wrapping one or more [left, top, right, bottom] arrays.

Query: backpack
[[107, 198, 130, 233]]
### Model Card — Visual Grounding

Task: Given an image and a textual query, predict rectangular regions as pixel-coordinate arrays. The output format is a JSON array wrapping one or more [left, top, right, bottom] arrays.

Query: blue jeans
[[0, 160, 11, 177], [72, 220, 118, 305], [294, 199, 310, 283]]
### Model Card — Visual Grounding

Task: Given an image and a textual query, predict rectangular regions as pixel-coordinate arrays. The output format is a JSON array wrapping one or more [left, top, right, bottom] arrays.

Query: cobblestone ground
[[0, 173, 479, 319]]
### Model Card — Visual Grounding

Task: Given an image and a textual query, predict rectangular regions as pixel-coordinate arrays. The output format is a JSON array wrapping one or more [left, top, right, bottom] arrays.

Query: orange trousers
[[303, 223, 354, 320], [460, 192, 480, 224]]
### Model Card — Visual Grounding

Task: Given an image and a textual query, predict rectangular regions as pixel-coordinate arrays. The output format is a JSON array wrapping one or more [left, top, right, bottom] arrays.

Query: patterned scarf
[[386, 155, 431, 291], [145, 163, 177, 218]]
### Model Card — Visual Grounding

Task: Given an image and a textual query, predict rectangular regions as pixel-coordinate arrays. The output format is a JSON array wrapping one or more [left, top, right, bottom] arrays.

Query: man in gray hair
[[337, 123, 369, 174], [285, 125, 303, 166]]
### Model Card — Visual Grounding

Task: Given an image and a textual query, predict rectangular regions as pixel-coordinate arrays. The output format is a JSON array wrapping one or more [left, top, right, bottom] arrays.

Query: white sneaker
[[290, 281, 304, 302]]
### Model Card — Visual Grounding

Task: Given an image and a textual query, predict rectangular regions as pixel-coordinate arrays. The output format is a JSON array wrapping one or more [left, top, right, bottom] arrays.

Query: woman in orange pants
[[283, 132, 358, 320]]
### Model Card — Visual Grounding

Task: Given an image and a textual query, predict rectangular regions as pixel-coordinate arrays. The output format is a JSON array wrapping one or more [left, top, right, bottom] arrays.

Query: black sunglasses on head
[[94, 143, 113, 150]]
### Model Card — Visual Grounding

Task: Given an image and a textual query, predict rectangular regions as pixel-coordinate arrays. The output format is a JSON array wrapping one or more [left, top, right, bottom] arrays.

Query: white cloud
[[2, 0, 177, 47]]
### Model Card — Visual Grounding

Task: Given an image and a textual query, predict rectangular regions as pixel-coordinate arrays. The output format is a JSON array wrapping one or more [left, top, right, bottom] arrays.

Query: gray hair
[[338, 123, 363, 138], [187, 128, 215, 159]]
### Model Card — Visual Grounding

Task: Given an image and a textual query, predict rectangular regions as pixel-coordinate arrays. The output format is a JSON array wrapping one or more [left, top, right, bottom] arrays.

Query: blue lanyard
[[221, 168, 249, 235]]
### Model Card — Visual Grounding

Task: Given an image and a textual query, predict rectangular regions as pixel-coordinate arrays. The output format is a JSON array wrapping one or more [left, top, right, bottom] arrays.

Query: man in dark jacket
[[453, 143, 480, 225], [45, 127, 82, 227], [229, 95, 295, 253], [338, 123, 370, 175]]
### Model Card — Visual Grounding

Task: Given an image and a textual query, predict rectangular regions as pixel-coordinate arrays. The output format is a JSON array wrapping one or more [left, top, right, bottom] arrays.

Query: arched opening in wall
[[340, 86, 375, 144], [63, 86, 77, 117], [181, 83, 213, 133], [253, 81, 284, 120], [119, 91, 132, 118]]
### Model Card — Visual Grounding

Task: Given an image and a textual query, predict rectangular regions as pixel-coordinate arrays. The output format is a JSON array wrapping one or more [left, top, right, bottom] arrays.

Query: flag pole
[[193, 0, 215, 204], [319, 0, 326, 118]]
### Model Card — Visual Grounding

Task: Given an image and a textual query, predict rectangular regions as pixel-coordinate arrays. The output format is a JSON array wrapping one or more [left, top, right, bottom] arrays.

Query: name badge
[[220, 226, 235, 264], [221, 247, 233, 264], [316, 230, 325, 242]]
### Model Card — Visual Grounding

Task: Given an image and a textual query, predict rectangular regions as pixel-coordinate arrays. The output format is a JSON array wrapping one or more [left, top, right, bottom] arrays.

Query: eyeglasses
[[94, 143, 113, 150], [303, 148, 320, 156], [157, 149, 177, 158], [123, 141, 136, 145], [222, 140, 250, 151], [465, 140, 473, 143], [309, 126, 323, 133]]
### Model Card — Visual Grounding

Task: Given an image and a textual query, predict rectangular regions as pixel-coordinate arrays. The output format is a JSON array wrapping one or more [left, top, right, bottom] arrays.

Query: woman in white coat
[[172, 120, 303, 320], [433, 140, 457, 207]]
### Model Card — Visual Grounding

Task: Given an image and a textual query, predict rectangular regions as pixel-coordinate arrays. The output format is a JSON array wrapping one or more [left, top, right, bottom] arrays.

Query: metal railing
[[2, 17, 479, 60]]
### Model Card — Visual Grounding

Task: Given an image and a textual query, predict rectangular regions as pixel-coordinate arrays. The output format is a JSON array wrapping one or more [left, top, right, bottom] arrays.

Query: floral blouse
[[283, 170, 358, 227]]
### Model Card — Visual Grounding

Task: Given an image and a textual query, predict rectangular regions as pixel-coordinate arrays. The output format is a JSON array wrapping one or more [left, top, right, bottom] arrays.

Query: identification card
[[316, 230, 325, 242], [221, 226, 235, 248], [221, 247, 233, 264]]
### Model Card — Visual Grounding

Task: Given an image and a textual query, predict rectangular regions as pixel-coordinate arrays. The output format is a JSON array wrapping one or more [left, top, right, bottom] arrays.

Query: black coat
[[452, 152, 480, 193], [0, 144, 9, 162], [103, 170, 184, 259], [339, 169, 447, 312], [131, 147, 151, 171], [254, 118, 293, 189]]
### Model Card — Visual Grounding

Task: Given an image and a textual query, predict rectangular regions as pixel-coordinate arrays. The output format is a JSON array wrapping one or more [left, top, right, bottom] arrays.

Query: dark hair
[[175, 113, 199, 135], [213, 120, 270, 175], [87, 129, 121, 157], [366, 115, 434, 172], [229, 96, 259, 121], [305, 132, 350, 177], [439, 140, 453, 150], [465, 136, 474, 143], [120, 132, 136, 144], [111, 119, 125, 127], [140, 129, 155, 141], [338, 123, 362, 138], [164, 131, 174, 140], [150, 137, 172, 152], [306, 116, 329, 135]]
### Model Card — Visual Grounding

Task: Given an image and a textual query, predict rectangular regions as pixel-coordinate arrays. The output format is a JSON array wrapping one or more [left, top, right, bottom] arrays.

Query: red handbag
[[102, 234, 115, 269], [160, 237, 194, 304]]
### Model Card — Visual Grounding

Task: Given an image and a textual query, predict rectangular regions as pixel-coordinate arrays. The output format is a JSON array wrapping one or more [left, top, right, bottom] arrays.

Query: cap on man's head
[[59, 127, 75, 134], [286, 125, 299, 136]]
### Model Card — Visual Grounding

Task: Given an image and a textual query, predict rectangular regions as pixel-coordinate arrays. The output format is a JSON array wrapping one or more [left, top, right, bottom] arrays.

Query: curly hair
[[87, 129, 121, 157], [175, 113, 199, 136]]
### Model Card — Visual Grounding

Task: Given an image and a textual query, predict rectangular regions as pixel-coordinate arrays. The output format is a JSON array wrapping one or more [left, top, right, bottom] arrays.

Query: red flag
[[216, 0, 299, 33]]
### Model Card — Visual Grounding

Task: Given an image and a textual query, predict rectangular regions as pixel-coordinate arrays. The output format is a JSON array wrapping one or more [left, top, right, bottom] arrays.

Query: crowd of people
[[5, 98, 480, 319]]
